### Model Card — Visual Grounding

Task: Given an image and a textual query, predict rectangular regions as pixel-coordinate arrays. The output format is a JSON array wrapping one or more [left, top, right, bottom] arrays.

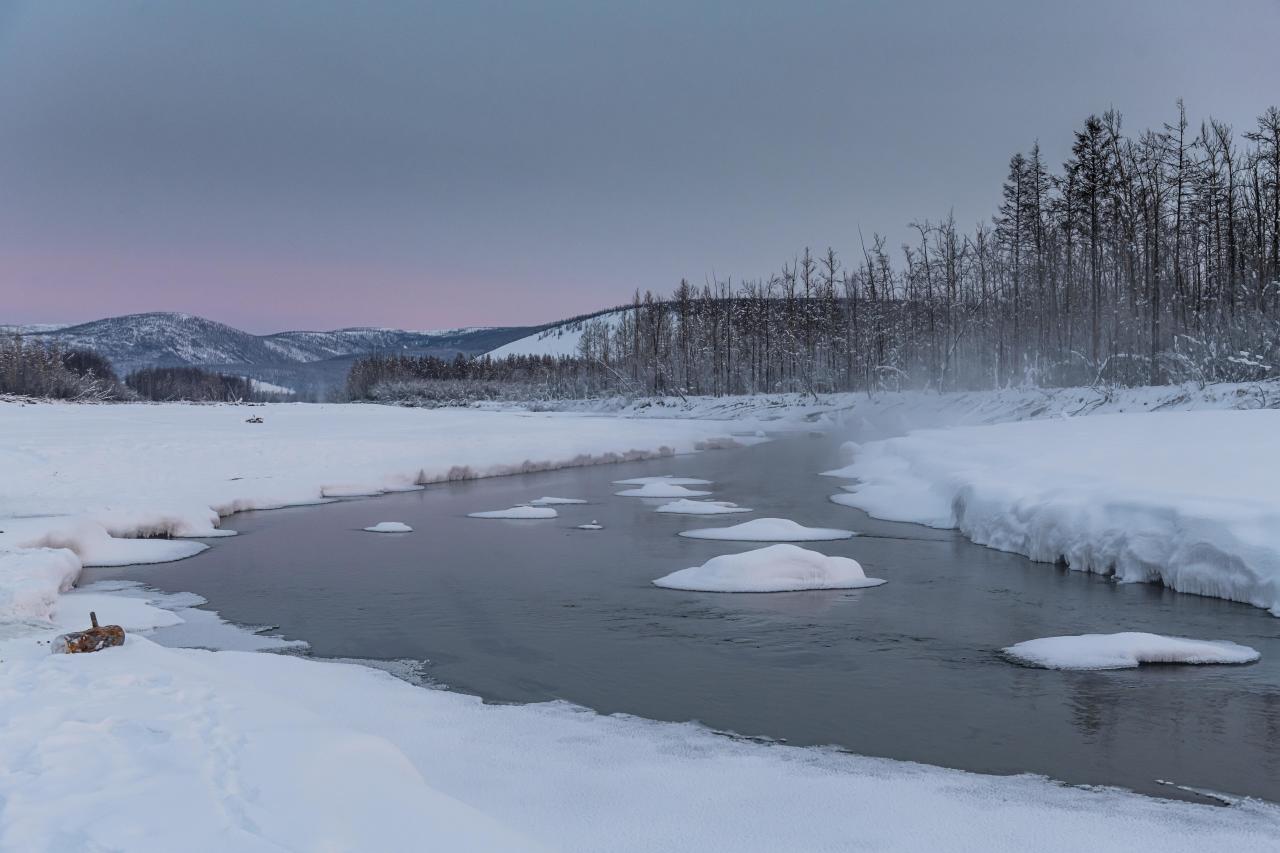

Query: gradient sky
[[1, 0, 1277, 332]]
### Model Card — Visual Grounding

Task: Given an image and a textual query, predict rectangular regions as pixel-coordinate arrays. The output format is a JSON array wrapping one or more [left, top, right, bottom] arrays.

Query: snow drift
[[1003, 633, 1261, 670], [653, 544, 885, 592]]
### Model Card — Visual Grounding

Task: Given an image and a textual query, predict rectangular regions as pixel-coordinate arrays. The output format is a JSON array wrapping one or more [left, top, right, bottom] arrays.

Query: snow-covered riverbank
[[3, 391, 1279, 850], [827, 409, 1280, 615]]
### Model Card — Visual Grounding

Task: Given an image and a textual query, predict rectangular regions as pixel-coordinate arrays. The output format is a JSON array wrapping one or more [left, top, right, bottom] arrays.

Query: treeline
[[0, 336, 128, 400], [352, 101, 1280, 401], [346, 352, 600, 403], [125, 366, 268, 402], [1, 335, 283, 402]]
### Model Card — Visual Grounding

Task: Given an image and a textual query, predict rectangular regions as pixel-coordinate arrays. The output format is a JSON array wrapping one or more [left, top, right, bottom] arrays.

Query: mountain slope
[[485, 308, 627, 358], [12, 312, 534, 395]]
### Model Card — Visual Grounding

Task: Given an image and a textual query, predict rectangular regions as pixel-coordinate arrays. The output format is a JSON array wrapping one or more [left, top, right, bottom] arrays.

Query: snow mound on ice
[[468, 506, 558, 519], [613, 475, 711, 486], [1003, 632, 1261, 670], [679, 518, 855, 542], [655, 499, 752, 515], [363, 522, 413, 533], [615, 483, 712, 498], [653, 544, 885, 592], [528, 496, 587, 506], [577, 522, 603, 530]]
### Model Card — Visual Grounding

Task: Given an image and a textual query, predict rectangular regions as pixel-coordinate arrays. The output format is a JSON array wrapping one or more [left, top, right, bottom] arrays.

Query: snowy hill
[[485, 308, 628, 358], [9, 312, 533, 395]]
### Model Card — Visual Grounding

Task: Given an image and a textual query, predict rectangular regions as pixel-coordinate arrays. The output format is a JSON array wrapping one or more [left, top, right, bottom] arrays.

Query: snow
[[1003, 633, 1261, 670], [615, 482, 713, 498], [5, 390, 1280, 849], [485, 309, 627, 359], [363, 521, 413, 533], [577, 522, 603, 530], [679, 518, 855, 542], [613, 475, 713, 486], [653, 544, 886, 592], [1, 632, 1275, 853], [527, 496, 587, 505], [468, 506, 558, 519], [827, 410, 1280, 615], [655, 499, 753, 515]]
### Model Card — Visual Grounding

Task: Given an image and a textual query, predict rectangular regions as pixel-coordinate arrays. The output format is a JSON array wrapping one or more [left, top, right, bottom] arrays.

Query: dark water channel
[[92, 433, 1280, 803]]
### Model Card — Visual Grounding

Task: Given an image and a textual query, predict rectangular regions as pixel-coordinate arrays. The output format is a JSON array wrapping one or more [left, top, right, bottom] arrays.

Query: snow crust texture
[[654, 544, 885, 592], [1004, 632, 1261, 670], [679, 518, 855, 542]]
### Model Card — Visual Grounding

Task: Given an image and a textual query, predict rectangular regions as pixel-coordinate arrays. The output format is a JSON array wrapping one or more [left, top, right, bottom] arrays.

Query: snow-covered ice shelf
[[679, 517, 855, 542], [1003, 632, 1261, 670], [654, 499, 752, 515], [363, 521, 412, 533], [827, 410, 1280, 615], [653, 544, 885, 592]]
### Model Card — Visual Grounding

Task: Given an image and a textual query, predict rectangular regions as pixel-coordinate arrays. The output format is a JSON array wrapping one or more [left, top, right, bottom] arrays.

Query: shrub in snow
[[678, 518, 854, 542], [655, 499, 752, 515], [467, 506, 558, 519], [1002, 632, 1260, 670], [653, 544, 885, 592], [363, 522, 413, 533], [615, 483, 712, 498]]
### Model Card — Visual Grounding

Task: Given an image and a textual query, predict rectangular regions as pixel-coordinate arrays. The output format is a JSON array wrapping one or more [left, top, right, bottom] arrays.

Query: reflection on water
[[94, 435, 1280, 803]]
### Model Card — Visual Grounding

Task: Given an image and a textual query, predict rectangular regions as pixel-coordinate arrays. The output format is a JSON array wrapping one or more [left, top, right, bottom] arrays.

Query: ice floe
[[1003, 632, 1261, 670], [678, 518, 855, 541], [577, 522, 604, 530], [528, 496, 588, 505], [615, 482, 713, 498], [655, 499, 752, 515], [467, 506, 558, 519], [653, 544, 885, 592], [612, 475, 712, 486], [363, 521, 413, 533]]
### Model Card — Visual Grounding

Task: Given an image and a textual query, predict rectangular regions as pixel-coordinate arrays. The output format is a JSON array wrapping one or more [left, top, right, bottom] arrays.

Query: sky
[[0, 0, 1277, 333]]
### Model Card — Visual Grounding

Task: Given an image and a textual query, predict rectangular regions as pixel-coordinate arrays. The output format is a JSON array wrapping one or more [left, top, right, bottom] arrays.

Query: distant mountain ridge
[[5, 312, 534, 397]]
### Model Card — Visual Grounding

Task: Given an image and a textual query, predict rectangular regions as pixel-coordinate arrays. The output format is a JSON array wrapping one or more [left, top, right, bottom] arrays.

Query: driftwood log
[[53, 612, 125, 654]]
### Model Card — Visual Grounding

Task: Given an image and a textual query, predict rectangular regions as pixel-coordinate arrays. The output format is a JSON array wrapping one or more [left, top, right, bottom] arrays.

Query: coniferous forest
[[350, 103, 1280, 402]]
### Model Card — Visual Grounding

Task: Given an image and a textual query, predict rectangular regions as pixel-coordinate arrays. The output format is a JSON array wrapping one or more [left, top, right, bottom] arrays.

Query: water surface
[[94, 434, 1280, 803]]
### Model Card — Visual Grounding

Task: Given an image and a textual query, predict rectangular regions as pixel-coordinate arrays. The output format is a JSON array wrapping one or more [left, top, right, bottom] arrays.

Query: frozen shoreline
[[826, 408, 1280, 616], [3, 389, 1279, 850]]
